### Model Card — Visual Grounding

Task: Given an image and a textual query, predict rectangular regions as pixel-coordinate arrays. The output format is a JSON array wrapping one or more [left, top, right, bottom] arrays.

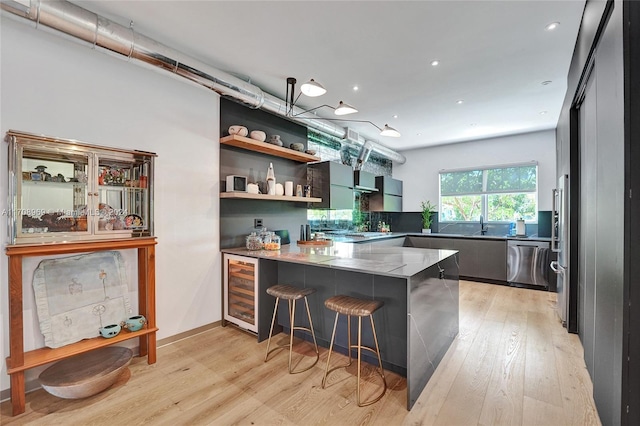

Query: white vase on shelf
[[422, 229, 432, 234]]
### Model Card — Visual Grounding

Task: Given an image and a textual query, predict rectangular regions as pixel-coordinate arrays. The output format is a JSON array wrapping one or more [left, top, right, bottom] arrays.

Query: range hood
[[352, 142, 377, 192], [353, 170, 378, 193]]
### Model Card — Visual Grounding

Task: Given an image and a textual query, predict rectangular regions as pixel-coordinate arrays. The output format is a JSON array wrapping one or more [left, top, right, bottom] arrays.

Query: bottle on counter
[[266, 162, 276, 195]]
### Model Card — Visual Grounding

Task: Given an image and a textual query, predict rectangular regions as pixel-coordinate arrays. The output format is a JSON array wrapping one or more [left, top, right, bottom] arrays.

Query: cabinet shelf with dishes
[[8, 130, 155, 245], [220, 134, 320, 163]]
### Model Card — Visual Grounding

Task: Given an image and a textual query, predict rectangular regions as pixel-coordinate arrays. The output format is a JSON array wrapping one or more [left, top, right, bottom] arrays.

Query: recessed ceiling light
[[541, 80, 552, 85], [456, 100, 464, 104], [417, 133, 422, 136], [353, 85, 359, 91], [540, 111, 548, 115], [393, 114, 398, 119], [431, 60, 439, 67], [545, 22, 560, 31]]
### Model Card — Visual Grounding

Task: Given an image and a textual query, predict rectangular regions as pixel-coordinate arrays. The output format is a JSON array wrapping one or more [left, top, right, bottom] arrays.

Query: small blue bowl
[[99, 323, 121, 338], [124, 315, 147, 332]]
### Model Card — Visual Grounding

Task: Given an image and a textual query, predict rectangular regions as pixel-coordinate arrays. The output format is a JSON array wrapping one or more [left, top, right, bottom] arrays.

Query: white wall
[[0, 17, 220, 393], [394, 130, 556, 212]]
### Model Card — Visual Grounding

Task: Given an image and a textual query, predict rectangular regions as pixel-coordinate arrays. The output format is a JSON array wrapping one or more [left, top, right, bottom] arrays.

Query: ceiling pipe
[[0, 0, 406, 164]]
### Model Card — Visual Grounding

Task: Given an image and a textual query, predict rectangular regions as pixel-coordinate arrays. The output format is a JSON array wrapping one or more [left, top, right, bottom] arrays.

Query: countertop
[[222, 232, 551, 278], [222, 241, 457, 278], [405, 232, 553, 242], [314, 231, 551, 243]]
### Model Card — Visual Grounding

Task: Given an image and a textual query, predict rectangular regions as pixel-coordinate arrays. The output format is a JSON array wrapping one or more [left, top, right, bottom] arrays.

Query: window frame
[[439, 162, 539, 224]]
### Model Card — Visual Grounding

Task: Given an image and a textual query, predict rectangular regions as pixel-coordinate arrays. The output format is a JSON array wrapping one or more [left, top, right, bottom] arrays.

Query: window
[[439, 164, 537, 222]]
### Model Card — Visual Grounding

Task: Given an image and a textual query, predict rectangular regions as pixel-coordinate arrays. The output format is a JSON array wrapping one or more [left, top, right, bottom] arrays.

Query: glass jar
[[245, 232, 263, 251], [263, 232, 280, 250], [259, 227, 271, 243]]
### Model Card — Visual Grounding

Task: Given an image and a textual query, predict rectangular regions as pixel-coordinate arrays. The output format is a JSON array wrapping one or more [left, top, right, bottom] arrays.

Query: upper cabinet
[[353, 170, 378, 192], [308, 161, 354, 209], [6, 130, 156, 245], [369, 176, 403, 212]]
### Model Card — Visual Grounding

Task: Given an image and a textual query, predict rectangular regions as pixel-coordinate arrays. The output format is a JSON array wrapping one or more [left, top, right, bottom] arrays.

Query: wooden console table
[[5, 237, 158, 416]]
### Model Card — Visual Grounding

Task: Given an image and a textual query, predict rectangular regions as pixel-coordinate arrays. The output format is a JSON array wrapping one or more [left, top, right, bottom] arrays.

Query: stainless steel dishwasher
[[507, 240, 550, 288]]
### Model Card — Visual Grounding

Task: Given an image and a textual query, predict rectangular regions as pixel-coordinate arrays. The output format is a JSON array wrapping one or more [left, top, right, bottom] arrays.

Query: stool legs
[[264, 296, 280, 362], [322, 312, 387, 407], [265, 295, 319, 374]]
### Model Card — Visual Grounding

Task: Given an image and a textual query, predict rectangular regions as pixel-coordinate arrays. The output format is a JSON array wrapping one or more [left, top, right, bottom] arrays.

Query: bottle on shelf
[[266, 162, 276, 195]]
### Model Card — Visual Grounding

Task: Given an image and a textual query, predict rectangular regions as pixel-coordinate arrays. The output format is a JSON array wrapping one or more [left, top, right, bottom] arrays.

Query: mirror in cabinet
[[6, 130, 156, 245]]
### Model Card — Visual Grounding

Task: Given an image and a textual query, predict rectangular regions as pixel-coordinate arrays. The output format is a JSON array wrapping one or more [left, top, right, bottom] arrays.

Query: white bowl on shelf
[[250, 130, 266, 142], [228, 125, 248, 137]]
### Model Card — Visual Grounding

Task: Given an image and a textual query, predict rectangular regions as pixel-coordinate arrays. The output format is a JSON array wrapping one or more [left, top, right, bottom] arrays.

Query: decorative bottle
[[266, 162, 276, 195]]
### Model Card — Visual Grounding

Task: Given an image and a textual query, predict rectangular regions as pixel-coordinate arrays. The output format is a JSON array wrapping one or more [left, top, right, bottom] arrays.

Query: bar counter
[[221, 238, 459, 409]]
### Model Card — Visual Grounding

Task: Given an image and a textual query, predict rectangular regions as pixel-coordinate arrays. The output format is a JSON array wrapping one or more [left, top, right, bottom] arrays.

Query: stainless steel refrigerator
[[551, 174, 569, 326]]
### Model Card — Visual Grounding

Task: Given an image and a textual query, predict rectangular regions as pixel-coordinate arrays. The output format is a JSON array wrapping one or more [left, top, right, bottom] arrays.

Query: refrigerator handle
[[550, 260, 566, 274], [551, 188, 559, 252]]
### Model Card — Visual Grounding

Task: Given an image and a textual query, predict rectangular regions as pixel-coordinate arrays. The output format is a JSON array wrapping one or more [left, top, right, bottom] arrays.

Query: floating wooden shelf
[[220, 192, 322, 203], [220, 134, 321, 163]]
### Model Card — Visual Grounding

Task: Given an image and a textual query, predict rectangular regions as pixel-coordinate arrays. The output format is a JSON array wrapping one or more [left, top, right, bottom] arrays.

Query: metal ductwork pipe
[[1, 0, 406, 164]]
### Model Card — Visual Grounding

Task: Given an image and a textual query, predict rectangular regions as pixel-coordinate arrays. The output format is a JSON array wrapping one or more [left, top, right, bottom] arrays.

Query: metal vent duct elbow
[[1, 0, 406, 164]]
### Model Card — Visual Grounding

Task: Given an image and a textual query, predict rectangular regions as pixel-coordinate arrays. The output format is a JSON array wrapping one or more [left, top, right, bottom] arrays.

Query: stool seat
[[267, 284, 316, 300], [325, 295, 383, 316]]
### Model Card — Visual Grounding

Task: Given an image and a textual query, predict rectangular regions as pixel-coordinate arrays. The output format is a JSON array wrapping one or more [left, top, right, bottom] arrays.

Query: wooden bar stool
[[322, 295, 387, 406], [264, 284, 319, 374]]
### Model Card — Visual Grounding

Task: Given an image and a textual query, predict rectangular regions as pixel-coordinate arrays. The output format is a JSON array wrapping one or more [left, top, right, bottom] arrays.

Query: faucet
[[320, 214, 327, 229], [480, 215, 488, 235]]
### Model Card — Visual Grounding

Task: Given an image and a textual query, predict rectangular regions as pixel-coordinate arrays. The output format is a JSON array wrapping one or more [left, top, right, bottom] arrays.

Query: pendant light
[[380, 124, 401, 137], [300, 79, 327, 97], [334, 101, 358, 116]]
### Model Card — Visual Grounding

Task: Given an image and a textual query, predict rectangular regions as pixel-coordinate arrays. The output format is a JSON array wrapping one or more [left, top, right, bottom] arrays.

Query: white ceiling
[[75, 0, 586, 152]]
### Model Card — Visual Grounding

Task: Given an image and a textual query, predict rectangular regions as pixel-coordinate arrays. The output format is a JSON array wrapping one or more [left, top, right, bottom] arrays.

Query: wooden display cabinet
[[5, 238, 158, 416], [6, 130, 155, 245], [4, 131, 158, 416]]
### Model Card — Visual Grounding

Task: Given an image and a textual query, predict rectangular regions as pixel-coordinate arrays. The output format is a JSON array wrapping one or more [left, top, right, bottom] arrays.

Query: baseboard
[[157, 321, 221, 347], [0, 321, 222, 403]]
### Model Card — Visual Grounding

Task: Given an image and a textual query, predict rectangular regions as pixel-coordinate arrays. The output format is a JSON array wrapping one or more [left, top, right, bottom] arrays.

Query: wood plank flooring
[[1, 281, 601, 425]]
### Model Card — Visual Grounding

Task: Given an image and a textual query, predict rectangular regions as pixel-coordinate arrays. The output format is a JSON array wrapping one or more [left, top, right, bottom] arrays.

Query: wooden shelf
[[220, 134, 321, 163], [6, 237, 157, 416], [220, 192, 322, 203], [6, 327, 159, 374]]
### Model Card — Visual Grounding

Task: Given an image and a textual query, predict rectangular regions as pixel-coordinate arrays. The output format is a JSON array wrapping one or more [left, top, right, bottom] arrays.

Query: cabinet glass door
[[17, 144, 90, 241], [224, 255, 258, 332], [95, 154, 151, 236]]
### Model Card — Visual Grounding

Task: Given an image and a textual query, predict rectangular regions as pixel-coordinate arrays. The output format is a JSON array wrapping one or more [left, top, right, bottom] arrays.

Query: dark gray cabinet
[[475, 240, 507, 281], [307, 161, 354, 209], [369, 176, 403, 212], [353, 170, 377, 192], [406, 236, 507, 281]]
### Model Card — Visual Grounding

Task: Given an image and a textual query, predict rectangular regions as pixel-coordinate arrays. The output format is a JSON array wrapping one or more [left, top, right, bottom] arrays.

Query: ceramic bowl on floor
[[39, 347, 133, 399]]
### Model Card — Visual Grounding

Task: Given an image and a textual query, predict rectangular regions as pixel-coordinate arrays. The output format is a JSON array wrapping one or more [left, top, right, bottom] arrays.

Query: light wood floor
[[1, 281, 601, 425]]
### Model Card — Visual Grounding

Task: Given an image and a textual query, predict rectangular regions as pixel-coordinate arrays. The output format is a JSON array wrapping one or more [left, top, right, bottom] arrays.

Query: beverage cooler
[[223, 254, 258, 332]]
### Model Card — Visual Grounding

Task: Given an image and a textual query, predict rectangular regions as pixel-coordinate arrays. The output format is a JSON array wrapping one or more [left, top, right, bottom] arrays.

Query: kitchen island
[[221, 237, 458, 409]]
